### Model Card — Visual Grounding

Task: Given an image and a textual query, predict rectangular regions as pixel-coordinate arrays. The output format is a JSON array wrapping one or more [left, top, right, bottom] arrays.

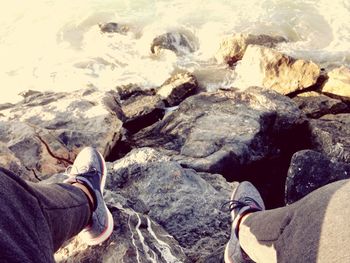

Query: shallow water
[[1, 0, 349, 103]]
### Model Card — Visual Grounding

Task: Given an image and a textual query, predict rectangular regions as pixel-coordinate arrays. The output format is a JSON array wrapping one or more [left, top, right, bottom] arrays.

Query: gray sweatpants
[[0, 167, 90, 263], [240, 179, 350, 263]]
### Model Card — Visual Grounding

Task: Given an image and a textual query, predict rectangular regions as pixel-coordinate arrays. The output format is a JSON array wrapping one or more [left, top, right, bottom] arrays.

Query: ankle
[[72, 182, 95, 209]]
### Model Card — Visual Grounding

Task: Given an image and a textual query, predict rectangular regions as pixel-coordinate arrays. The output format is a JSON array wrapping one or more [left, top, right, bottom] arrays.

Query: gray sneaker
[[222, 181, 265, 263], [65, 147, 114, 245]]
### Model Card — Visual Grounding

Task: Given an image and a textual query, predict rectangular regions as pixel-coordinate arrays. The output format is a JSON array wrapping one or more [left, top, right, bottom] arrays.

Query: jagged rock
[[151, 32, 195, 55], [52, 148, 233, 262], [285, 150, 350, 204], [322, 66, 350, 101], [309, 113, 350, 162], [293, 91, 348, 118], [116, 84, 155, 100], [215, 33, 286, 65], [0, 142, 30, 180], [0, 88, 123, 178], [131, 87, 304, 180], [235, 45, 320, 95], [55, 192, 188, 263], [99, 22, 129, 34], [122, 94, 165, 133], [157, 72, 199, 106]]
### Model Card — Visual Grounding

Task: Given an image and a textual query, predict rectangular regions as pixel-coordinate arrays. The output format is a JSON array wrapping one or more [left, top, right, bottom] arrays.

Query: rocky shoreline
[[1, 30, 350, 262]]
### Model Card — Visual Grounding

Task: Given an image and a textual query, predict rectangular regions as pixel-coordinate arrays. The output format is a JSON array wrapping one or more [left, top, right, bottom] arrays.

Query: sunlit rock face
[[54, 147, 234, 262], [0, 88, 123, 179], [131, 86, 304, 180], [215, 33, 286, 65], [157, 72, 199, 107], [235, 45, 320, 95], [322, 66, 350, 101]]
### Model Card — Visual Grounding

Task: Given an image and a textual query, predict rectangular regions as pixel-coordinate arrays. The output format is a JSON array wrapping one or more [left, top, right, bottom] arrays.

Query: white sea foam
[[0, 0, 349, 103]]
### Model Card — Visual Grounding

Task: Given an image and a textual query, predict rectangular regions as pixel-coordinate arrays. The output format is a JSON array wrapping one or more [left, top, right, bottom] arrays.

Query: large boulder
[[309, 113, 350, 162], [322, 66, 350, 101], [235, 45, 320, 95], [0, 88, 123, 179], [151, 32, 196, 55], [54, 148, 234, 262], [157, 72, 199, 107], [131, 87, 304, 180], [293, 91, 348, 118], [285, 150, 350, 204], [215, 33, 286, 65]]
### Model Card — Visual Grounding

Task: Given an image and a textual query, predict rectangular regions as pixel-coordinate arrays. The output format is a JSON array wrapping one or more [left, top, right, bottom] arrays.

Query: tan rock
[[322, 66, 350, 100], [215, 33, 286, 65], [236, 45, 320, 95]]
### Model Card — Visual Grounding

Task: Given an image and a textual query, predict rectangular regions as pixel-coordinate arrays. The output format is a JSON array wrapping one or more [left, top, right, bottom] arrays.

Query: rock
[[55, 192, 188, 263], [215, 33, 286, 65], [322, 66, 350, 101], [116, 84, 156, 101], [0, 142, 30, 180], [157, 72, 199, 106], [99, 22, 129, 34], [309, 113, 350, 162], [235, 45, 320, 95], [122, 94, 165, 133], [285, 150, 350, 204], [293, 91, 348, 118], [131, 87, 304, 180], [53, 147, 233, 262], [0, 88, 123, 179], [151, 32, 195, 55]]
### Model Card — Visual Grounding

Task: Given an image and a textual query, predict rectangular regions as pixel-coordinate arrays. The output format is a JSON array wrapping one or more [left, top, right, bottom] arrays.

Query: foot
[[222, 181, 265, 263], [65, 147, 114, 245]]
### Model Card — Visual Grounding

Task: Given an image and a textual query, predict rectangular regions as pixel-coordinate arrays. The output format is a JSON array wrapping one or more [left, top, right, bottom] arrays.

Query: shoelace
[[65, 165, 99, 177], [221, 197, 260, 212]]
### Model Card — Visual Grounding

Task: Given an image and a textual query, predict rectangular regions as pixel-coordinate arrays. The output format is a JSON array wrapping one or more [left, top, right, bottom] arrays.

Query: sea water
[[0, 0, 349, 104]]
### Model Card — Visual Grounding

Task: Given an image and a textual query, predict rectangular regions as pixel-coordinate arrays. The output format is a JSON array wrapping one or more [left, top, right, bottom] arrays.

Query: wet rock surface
[[236, 45, 320, 95], [151, 32, 196, 55], [215, 33, 286, 65], [99, 22, 129, 34], [285, 150, 350, 204]]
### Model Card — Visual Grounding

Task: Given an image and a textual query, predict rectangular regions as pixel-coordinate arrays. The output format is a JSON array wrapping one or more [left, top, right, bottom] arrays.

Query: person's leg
[[0, 167, 90, 263], [238, 179, 350, 263]]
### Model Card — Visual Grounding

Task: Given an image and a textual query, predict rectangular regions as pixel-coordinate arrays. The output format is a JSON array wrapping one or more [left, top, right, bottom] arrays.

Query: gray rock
[[54, 148, 234, 262], [285, 150, 350, 204], [293, 91, 348, 118], [99, 22, 129, 34], [157, 72, 199, 107], [122, 94, 165, 133], [309, 113, 350, 162], [235, 45, 320, 95], [116, 84, 156, 100], [131, 86, 304, 180], [151, 32, 196, 55], [215, 33, 286, 65], [0, 88, 123, 178]]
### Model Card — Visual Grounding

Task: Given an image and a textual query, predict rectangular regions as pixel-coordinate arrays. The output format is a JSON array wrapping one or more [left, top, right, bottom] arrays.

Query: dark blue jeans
[[0, 168, 90, 263]]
